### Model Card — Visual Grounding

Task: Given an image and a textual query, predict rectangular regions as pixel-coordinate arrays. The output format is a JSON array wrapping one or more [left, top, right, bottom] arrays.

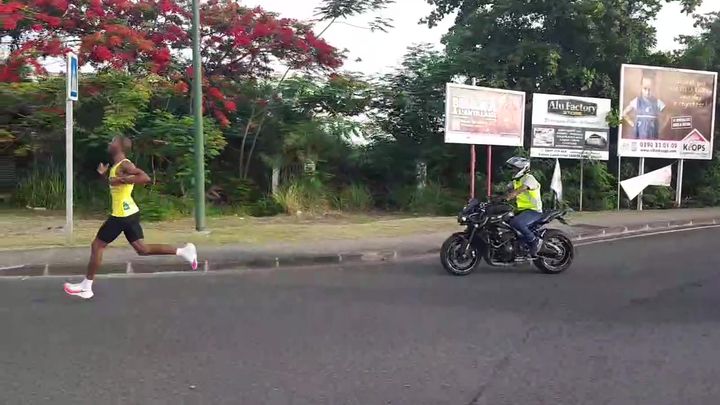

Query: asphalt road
[[3, 227, 720, 405]]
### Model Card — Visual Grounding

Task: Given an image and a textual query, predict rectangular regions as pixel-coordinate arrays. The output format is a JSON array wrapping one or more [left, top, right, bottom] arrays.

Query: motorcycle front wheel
[[440, 232, 482, 276], [534, 229, 574, 274]]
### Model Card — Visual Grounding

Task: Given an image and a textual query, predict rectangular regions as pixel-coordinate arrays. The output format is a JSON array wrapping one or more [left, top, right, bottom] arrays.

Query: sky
[[253, 0, 720, 74], [31, 0, 720, 75]]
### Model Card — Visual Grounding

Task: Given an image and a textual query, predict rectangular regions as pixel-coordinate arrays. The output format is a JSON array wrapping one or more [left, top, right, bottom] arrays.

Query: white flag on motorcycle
[[620, 164, 673, 201], [551, 159, 563, 202]]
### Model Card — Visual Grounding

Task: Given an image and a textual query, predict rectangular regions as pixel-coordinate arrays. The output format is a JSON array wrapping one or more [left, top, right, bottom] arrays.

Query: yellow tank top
[[109, 159, 139, 217]]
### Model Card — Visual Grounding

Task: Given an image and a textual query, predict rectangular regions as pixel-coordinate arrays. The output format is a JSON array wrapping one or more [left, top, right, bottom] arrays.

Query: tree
[[229, 0, 395, 180], [672, 12, 720, 206], [367, 45, 462, 192], [1, 0, 343, 126]]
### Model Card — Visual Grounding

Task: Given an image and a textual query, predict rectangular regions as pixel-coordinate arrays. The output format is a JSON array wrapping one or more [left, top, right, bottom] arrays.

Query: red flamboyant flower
[[108, 36, 123, 47], [35, 13, 62, 28], [213, 110, 230, 127], [92, 45, 113, 62], [223, 100, 237, 112], [2, 0, 343, 127], [173, 81, 189, 93], [207, 87, 224, 100]]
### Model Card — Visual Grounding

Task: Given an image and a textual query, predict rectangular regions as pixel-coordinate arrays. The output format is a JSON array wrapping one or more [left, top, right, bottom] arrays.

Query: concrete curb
[[2, 218, 720, 278]]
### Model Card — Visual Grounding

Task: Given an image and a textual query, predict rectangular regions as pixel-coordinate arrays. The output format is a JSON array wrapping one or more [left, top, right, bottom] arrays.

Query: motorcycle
[[440, 198, 575, 276]]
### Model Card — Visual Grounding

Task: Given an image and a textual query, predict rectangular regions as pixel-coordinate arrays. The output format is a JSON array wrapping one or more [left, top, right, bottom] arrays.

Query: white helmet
[[505, 156, 530, 179]]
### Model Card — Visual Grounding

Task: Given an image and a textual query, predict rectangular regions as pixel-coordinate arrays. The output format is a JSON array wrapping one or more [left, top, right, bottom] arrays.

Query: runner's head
[[108, 136, 132, 156]]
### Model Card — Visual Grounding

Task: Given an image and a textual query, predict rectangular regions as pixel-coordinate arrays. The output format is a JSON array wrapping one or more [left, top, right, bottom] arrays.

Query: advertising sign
[[445, 83, 526, 146], [530, 94, 611, 160], [618, 64, 717, 159]]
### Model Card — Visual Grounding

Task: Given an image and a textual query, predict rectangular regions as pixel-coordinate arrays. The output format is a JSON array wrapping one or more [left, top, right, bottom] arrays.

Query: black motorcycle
[[440, 198, 575, 276]]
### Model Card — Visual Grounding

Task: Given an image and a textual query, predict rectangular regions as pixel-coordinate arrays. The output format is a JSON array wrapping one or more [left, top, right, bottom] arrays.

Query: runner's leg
[[86, 238, 109, 279], [124, 215, 198, 269], [64, 217, 120, 299], [130, 240, 176, 255]]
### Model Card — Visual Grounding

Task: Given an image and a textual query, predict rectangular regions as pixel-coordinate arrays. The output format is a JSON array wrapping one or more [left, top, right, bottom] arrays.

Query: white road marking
[[0, 265, 25, 271], [575, 224, 720, 247]]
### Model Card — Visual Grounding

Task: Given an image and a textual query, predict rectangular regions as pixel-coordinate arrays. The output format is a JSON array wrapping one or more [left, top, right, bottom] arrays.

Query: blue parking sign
[[67, 53, 78, 101]]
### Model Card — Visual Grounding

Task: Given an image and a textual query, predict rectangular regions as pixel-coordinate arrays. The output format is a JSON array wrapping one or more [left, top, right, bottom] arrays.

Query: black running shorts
[[97, 212, 144, 244]]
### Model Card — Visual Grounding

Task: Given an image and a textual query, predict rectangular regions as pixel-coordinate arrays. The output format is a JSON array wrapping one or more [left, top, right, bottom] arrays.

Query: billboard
[[618, 64, 717, 159], [444, 83, 526, 146], [530, 94, 611, 160]]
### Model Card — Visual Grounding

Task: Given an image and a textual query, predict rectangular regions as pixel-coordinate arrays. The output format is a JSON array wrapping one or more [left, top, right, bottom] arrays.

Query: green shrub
[[394, 182, 464, 216], [642, 186, 675, 209], [273, 177, 331, 215], [250, 196, 284, 217], [335, 183, 374, 212], [14, 167, 64, 210], [214, 177, 258, 205], [134, 188, 192, 222], [75, 181, 110, 213]]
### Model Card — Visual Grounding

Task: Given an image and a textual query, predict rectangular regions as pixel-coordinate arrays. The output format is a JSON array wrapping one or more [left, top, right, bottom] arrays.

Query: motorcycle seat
[[530, 210, 563, 227]]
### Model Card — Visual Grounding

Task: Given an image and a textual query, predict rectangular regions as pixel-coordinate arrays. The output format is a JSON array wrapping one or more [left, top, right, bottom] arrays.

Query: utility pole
[[191, 0, 206, 231]]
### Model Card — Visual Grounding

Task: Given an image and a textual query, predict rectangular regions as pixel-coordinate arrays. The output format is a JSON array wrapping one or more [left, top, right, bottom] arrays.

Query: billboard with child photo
[[618, 64, 717, 160]]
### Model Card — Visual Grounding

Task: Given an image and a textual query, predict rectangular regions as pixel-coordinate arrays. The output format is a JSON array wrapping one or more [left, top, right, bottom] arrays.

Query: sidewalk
[[2, 208, 720, 276]]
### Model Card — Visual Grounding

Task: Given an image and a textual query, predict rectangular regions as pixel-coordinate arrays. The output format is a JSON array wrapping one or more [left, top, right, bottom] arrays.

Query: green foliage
[[643, 187, 675, 209], [138, 111, 227, 195], [8, 6, 720, 220], [335, 183, 374, 212], [273, 177, 332, 215], [249, 196, 285, 217], [543, 160, 617, 211], [315, 0, 395, 31], [0, 80, 65, 157], [393, 182, 464, 216], [133, 188, 193, 222], [13, 166, 64, 210]]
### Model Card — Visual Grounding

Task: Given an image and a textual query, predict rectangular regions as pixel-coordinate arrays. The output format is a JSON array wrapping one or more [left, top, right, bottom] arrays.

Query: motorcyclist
[[500, 156, 543, 256]]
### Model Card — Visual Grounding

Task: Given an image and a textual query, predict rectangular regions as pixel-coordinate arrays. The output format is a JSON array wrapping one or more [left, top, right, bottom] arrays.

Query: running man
[[64, 136, 198, 299]]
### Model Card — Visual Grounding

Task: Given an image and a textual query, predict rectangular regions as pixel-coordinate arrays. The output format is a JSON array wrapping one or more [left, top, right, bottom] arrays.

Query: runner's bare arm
[[97, 163, 109, 177], [112, 161, 151, 185]]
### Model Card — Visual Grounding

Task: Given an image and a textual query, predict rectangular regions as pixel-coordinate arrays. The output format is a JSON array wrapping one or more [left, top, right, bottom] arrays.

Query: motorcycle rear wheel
[[533, 229, 574, 274], [440, 233, 482, 276]]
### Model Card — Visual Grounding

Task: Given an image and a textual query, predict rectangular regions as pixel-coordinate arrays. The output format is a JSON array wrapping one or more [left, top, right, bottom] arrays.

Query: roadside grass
[[0, 209, 460, 250]]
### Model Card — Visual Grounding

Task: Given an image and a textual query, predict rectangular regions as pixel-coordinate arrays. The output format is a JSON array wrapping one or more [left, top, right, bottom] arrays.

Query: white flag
[[551, 159, 562, 202], [620, 164, 673, 201]]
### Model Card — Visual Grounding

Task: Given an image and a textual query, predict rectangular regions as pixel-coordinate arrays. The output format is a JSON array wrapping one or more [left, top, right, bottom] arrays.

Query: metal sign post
[[579, 158, 584, 212], [617, 156, 622, 210], [637, 157, 645, 211], [486, 146, 492, 198], [675, 159, 685, 207], [65, 53, 78, 243], [191, 0, 206, 231], [469, 145, 476, 199]]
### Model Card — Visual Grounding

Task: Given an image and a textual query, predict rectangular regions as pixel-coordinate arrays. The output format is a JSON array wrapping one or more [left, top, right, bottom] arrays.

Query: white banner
[[620, 164, 673, 200], [530, 94, 611, 160], [551, 159, 563, 201]]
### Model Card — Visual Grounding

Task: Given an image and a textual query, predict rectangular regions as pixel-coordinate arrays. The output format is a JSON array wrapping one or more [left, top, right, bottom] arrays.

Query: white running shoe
[[63, 282, 94, 299], [177, 243, 198, 270]]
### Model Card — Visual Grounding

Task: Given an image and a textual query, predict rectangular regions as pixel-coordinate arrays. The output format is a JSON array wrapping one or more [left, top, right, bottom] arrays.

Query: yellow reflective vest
[[513, 174, 542, 212]]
